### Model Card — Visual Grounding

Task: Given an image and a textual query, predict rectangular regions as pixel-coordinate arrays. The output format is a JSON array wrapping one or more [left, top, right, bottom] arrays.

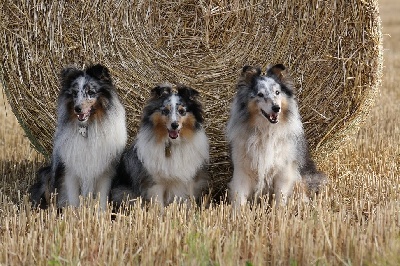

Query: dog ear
[[267, 64, 295, 97], [86, 64, 112, 83], [241, 65, 261, 84], [60, 66, 82, 88], [266, 64, 286, 81], [177, 85, 199, 100], [151, 84, 171, 98]]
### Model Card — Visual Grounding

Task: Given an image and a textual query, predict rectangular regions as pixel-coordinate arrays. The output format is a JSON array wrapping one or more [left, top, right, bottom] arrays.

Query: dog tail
[[300, 156, 328, 196], [29, 166, 52, 209]]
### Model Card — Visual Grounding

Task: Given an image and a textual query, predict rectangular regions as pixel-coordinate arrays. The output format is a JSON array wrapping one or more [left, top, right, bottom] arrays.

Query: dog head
[[240, 64, 293, 124], [59, 64, 113, 123], [143, 84, 203, 142]]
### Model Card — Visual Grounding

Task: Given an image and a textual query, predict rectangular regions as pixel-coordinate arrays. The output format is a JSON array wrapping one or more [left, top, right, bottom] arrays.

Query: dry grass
[[0, 0, 399, 265]]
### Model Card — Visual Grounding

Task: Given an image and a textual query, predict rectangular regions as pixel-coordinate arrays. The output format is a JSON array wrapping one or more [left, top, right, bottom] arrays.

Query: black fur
[[29, 166, 52, 209], [111, 142, 151, 205], [60, 64, 114, 107], [85, 64, 112, 83], [177, 84, 204, 127], [141, 84, 204, 130], [151, 84, 172, 98]]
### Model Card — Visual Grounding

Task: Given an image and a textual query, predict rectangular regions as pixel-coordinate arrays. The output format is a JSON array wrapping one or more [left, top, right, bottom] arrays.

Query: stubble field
[[0, 0, 399, 265]]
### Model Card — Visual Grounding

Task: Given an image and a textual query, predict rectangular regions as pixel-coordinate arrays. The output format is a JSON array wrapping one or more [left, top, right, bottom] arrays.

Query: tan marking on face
[[280, 97, 288, 123], [247, 99, 260, 127], [78, 99, 96, 113], [180, 113, 196, 139], [151, 112, 168, 143], [177, 105, 185, 114], [90, 98, 105, 121]]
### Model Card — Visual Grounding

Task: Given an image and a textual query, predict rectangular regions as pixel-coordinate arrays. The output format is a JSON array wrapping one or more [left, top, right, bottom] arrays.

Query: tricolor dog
[[112, 84, 209, 207]]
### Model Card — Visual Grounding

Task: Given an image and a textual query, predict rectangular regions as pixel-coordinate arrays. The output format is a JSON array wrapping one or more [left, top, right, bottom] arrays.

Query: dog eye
[[178, 109, 186, 116], [257, 92, 264, 97], [275, 91, 280, 95], [72, 91, 78, 97], [88, 90, 96, 96], [161, 109, 170, 115]]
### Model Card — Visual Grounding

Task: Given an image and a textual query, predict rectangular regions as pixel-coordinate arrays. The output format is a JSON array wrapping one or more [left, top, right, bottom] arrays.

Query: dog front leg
[[64, 175, 80, 207], [273, 164, 300, 206], [146, 183, 166, 208], [228, 169, 253, 208], [95, 172, 113, 211]]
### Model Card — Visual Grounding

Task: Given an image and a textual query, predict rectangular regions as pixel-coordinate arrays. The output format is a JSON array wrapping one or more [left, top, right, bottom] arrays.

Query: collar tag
[[165, 141, 171, 157], [78, 125, 88, 138]]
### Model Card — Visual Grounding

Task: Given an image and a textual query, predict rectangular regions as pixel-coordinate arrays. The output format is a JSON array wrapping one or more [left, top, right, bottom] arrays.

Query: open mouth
[[168, 129, 180, 139], [260, 109, 279, 124], [76, 110, 91, 122]]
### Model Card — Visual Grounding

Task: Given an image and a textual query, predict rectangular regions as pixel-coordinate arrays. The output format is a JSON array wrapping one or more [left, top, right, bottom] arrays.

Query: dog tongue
[[168, 130, 179, 139], [78, 114, 86, 121]]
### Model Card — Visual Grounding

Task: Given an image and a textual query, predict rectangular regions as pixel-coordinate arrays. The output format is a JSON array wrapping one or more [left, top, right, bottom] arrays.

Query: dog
[[227, 64, 327, 207], [111, 84, 209, 207], [29, 64, 127, 210]]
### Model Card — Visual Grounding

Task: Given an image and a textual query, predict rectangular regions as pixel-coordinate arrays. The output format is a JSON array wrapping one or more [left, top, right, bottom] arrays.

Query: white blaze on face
[[75, 76, 87, 107], [164, 94, 183, 140], [169, 94, 179, 124]]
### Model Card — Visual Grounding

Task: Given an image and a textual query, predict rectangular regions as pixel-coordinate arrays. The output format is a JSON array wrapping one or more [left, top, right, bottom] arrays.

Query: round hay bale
[[0, 1, 382, 192]]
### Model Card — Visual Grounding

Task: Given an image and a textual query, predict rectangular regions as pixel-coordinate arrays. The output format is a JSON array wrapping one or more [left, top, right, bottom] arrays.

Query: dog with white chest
[[111, 84, 209, 207], [227, 64, 327, 207], [29, 64, 127, 210]]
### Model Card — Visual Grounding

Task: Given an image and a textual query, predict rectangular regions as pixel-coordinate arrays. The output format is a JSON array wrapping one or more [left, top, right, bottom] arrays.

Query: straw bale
[[0, 0, 382, 193]]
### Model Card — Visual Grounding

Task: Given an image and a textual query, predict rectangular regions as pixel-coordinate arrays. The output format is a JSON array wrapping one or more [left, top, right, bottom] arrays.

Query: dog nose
[[74, 106, 82, 113], [171, 122, 179, 130], [272, 105, 280, 113]]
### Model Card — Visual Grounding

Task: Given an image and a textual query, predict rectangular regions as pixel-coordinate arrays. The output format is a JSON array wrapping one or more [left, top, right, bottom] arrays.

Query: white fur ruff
[[136, 127, 209, 204]]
